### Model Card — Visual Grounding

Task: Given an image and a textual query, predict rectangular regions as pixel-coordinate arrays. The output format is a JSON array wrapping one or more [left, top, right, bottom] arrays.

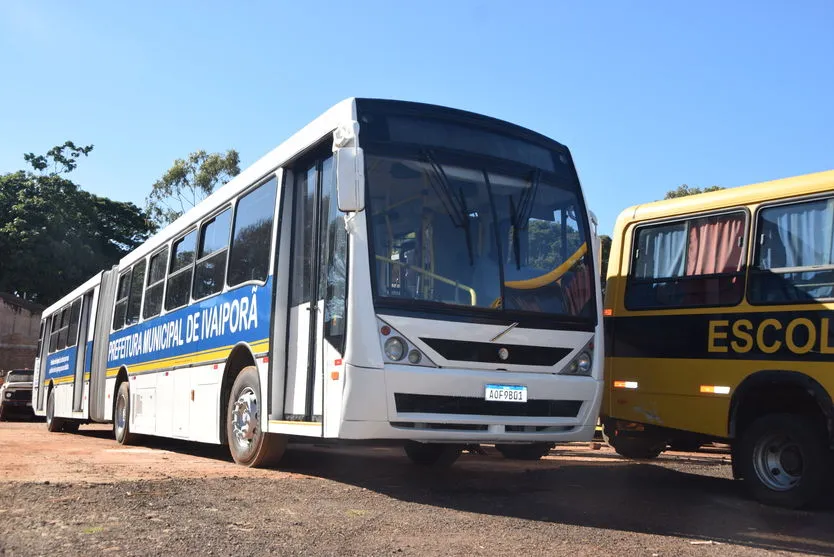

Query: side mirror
[[333, 121, 365, 212]]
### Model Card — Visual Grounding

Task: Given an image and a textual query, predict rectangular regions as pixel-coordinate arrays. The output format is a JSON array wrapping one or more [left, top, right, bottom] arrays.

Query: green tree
[[23, 140, 94, 175], [599, 234, 612, 285], [664, 184, 723, 199], [0, 144, 153, 304], [146, 149, 240, 227]]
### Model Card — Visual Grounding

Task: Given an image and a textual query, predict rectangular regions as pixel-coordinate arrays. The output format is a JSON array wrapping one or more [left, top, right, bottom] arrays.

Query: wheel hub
[[231, 387, 259, 447], [754, 433, 803, 491]]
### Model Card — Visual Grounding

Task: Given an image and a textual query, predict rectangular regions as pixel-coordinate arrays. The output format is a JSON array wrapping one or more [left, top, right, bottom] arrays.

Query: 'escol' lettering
[[708, 317, 834, 355]]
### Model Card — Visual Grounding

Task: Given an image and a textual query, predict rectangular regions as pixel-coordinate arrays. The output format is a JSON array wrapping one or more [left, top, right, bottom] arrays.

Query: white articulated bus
[[33, 98, 603, 467]]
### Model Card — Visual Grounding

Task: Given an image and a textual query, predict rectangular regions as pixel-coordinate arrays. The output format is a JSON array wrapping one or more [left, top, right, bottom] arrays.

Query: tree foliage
[[599, 234, 612, 285], [23, 140, 94, 175], [146, 149, 240, 228], [664, 184, 723, 199], [0, 144, 153, 305]]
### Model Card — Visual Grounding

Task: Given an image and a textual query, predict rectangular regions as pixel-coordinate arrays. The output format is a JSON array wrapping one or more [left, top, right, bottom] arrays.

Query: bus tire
[[46, 389, 65, 433], [403, 441, 462, 467], [602, 419, 665, 459], [737, 413, 831, 509], [114, 381, 137, 445], [495, 443, 554, 460], [226, 366, 287, 467]]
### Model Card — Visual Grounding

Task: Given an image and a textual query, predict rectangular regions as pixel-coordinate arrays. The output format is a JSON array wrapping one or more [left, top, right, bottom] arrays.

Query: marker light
[[614, 381, 639, 389], [700, 385, 731, 395], [407, 350, 422, 364], [380, 325, 391, 336]]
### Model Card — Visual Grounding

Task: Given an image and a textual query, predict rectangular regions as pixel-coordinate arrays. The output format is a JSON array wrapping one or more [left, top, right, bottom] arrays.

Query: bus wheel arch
[[219, 343, 258, 446], [729, 370, 834, 445], [729, 370, 833, 508]]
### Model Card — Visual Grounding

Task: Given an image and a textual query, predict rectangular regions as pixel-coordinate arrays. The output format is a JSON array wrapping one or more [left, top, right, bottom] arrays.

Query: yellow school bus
[[602, 169, 834, 508]]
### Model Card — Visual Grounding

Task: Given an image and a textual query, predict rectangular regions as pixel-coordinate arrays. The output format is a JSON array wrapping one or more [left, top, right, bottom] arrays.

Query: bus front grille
[[394, 393, 581, 418]]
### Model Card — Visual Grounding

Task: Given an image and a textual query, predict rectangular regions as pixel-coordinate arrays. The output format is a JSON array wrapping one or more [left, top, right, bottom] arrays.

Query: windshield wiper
[[422, 150, 474, 266], [508, 169, 540, 270]]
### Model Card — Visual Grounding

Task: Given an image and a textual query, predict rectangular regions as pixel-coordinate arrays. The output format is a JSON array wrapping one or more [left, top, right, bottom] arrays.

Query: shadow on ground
[[74, 426, 834, 555]]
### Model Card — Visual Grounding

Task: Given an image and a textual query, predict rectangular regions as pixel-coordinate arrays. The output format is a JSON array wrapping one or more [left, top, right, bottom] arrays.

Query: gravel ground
[[0, 423, 832, 556]]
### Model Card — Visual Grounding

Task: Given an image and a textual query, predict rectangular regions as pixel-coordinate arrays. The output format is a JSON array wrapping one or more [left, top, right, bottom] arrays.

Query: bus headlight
[[576, 351, 592, 374], [560, 343, 594, 376], [407, 350, 422, 364], [384, 337, 407, 361]]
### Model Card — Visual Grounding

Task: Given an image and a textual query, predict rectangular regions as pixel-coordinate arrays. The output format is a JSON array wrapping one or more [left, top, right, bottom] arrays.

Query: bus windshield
[[366, 152, 595, 318]]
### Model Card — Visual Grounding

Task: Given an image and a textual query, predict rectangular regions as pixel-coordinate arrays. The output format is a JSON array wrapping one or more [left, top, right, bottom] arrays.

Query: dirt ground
[[1, 422, 833, 556]]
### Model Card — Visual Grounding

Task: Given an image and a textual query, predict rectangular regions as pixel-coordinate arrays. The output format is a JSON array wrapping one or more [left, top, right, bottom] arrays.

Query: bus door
[[72, 291, 94, 412], [35, 318, 49, 412], [285, 154, 347, 423]]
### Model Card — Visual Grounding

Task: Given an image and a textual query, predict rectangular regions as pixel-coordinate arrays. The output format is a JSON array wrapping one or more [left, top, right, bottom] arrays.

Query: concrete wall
[[0, 293, 43, 371]]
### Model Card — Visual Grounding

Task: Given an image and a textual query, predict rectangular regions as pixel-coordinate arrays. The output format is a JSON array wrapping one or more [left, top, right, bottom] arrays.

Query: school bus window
[[749, 197, 834, 304], [626, 211, 746, 309]]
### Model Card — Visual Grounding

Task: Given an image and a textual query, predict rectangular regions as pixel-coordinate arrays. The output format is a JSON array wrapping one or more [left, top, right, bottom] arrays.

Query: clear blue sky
[[1, 1, 832, 234]]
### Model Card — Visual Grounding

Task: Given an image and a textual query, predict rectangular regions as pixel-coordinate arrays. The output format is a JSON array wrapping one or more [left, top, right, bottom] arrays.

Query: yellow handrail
[[375, 256, 477, 306], [504, 243, 588, 290]]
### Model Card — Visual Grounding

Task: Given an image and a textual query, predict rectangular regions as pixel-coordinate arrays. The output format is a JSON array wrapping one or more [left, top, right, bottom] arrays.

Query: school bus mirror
[[334, 146, 365, 212]]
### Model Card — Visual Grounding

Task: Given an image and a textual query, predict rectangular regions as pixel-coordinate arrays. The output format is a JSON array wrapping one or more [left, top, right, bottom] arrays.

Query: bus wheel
[[227, 366, 287, 467], [737, 413, 831, 509], [403, 441, 462, 467], [602, 420, 664, 459], [114, 382, 136, 445], [46, 389, 65, 433], [495, 443, 554, 460]]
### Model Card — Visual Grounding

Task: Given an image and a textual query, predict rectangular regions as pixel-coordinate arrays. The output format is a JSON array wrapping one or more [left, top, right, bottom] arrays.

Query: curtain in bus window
[[685, 214, 744, 275], [753, 198, 834, 302], [635, 223, 686, 279], [761, 199, 834, 269]]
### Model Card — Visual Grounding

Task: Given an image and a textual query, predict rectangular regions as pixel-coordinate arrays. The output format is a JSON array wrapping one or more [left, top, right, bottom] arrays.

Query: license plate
[[485, 384, 527, 402]]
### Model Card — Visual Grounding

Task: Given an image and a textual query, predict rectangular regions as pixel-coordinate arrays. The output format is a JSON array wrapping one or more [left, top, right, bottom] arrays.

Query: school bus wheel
[[602, 419, 665, 460], [737, 413, 832, 509]]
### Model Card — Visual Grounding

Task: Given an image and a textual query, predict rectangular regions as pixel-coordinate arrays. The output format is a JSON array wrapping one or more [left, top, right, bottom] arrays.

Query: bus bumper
[[338, 363, 602, 442]]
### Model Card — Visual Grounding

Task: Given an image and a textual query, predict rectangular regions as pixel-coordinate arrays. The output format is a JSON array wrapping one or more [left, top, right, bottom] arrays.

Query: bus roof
[[617, 169, 834, 226]]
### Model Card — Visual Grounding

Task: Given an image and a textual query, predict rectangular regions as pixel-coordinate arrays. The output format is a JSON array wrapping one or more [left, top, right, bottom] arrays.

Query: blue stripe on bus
[[84, 341, 93, 374], [45, 345, 78, 381], [106, 279, 273, 370]]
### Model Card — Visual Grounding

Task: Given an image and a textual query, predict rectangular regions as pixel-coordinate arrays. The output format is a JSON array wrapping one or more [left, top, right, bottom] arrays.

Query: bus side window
[[113, 271, 131, 330], [126, 260, 147, 326], [626, 212, 746, 309], [194, 208, 231, 300], [66, 298, 82, 347], [56, 307, 69, 350], [750, 197, 834, 304], [166, 230, 197, 310], [228, 178, 278, 287], [48, 314, 59, 353], [144, 247, 169, 319]]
